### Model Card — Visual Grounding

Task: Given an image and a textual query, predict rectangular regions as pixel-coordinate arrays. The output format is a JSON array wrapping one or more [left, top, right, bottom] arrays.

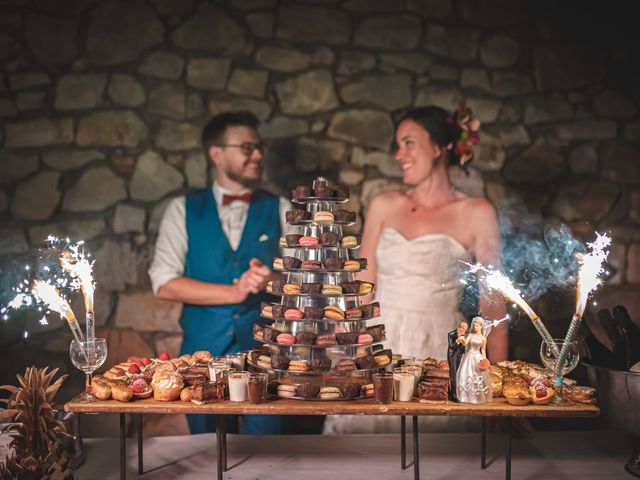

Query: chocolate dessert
[[296, 331, 318, 345], [356, 258, 368, 269], [319, 231, 339, 246], [263, 326, 280, 343], [367, 324, 386, 342], [271, 354, 290, 370], [418, 381, 449, 402], [252, 323, 265, 340], [361, 302, 380, 318], [286, 209, 311, 224], [283, 256, 302, 269], [345, 307, 363, 319], [293, 185, 311, 199], [322, 257, 343, 270], [333, 209, 356, 223], [182, 372, 208, 386], [270, 279, 286, 293], [340, 383, 362, 399], [296, 383, 321, 399], [310, 358, 332, 372], [301, 282, 322, 294], [304, 306, 324, 319], [334, 185, 349, 199], [193, 382, 225, 403], [314, 186, 333, 198], [355, 355, 375, 370], [285, 234, 302, 247], [336, 332, 359, 345], [272, 304, 288, 318], [335, 359, 356, 372], [248, 376, 267, 404], [339, 281, 359, 294]]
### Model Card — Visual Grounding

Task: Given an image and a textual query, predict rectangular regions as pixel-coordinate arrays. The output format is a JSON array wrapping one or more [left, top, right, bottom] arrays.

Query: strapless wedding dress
[[323, 228, 473, 434]]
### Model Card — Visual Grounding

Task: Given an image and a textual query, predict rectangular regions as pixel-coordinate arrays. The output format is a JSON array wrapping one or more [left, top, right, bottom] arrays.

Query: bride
[[324, 105, 506, 434]]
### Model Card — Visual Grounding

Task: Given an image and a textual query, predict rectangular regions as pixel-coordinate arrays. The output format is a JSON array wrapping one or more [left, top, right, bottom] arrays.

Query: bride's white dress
[[456, 335, 492, 404], [323, 228, 473, 434]]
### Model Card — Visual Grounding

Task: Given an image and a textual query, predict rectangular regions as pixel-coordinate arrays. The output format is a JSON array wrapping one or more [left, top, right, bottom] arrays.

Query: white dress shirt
[[149, 182, 291, 294]]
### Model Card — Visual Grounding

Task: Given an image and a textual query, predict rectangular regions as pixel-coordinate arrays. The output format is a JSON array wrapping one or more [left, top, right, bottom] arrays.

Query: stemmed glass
[[70, 338, 108, 402], [539, 339, 579, 405]]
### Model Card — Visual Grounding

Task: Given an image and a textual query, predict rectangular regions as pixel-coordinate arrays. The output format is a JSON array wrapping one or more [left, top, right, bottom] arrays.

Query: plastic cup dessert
[[228, 371, 250, 402], [224, 353, 247, 371], [372, 372, 394, 404], [208, 361, 231, 384], [248, 373, 268, 404], [402, 365, 422, 393], [393, 368, 414, 402]]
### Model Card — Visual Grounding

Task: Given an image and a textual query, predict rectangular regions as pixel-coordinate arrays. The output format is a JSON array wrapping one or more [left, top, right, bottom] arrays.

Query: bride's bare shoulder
[[369, 190, 408, 211]]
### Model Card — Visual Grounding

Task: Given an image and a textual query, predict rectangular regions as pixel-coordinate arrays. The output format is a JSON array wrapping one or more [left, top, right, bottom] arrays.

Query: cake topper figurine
[[456, 316, 492, 404], [447, 320, 469, 402]]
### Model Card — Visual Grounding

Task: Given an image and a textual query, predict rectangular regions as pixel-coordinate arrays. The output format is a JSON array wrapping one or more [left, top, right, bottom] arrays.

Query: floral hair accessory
[[452, 100, 480, 167]]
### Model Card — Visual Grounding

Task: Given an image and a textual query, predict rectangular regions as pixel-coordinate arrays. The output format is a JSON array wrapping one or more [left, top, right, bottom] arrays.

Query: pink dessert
[[299, 236, 319, 247], [284, 309, 305, 320], [357, 333, 374, 345], [276, 333, 296, 345]]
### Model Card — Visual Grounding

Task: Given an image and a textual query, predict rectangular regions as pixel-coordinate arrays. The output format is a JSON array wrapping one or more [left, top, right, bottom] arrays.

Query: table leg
[[137, 413, 143, 475], [215, 416, 223, 480], [120, 413, 126, 480], [222, 417, 228, 471], [505, 417, 512, 480], [412, 416, 420, 480], [400, 416, 407, 469], [481, 417, 487, 469]]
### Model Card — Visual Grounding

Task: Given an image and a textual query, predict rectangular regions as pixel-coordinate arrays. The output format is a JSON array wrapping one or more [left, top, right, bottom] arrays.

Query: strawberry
[[128, 363, 141, 374], [535, 387, 547, 398], [112, 368, 125, 377], [143, 367, 155, 383], [158, 351, 170, 361], [140, 357, 151, 366], [131, 377, 148, 394]]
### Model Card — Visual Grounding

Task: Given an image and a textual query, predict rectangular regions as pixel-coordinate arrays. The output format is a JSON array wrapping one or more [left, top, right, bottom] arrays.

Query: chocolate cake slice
[[285, 234, 302, 247], [301, 282, 322, 294], [340, 383, 362, 399], [310, 358, 332, 372], [319, 231, 339, 246], [296, 383, 321, 399], [333, 209, 356, 223], [322, 257, 343, 270], [304, 306, 324, 319], [282, 256, 302, 269]]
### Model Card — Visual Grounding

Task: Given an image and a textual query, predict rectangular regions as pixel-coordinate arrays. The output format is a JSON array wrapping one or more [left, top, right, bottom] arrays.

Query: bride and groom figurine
[[448, 316, 493, 404]]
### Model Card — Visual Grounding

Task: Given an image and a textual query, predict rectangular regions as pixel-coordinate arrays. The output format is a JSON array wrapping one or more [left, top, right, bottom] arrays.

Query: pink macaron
[[284, 309, 305, 320], [357, 333, 374, 345], [276, 333, 296, 345], [299, 236, 319, 247]]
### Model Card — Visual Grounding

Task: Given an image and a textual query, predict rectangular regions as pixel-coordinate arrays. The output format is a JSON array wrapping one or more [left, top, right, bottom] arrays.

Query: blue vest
[[179, 188, 280, 356]]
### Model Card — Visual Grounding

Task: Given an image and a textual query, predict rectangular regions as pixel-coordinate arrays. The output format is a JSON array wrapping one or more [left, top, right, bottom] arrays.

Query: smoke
[[495, 196, 585, 300]]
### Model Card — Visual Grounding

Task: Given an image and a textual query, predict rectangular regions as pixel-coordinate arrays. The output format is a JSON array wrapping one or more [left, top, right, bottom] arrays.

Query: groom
[[447, 320, 469, 402]]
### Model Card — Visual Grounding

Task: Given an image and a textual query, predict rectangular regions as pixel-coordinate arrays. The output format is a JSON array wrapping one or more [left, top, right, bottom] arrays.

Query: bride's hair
[[398, 106, 463, 166]]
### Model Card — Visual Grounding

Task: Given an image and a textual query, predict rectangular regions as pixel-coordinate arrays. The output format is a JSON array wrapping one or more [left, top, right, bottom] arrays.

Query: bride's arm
[[480, 336, 487, 358], [471, 199, 508, 363]]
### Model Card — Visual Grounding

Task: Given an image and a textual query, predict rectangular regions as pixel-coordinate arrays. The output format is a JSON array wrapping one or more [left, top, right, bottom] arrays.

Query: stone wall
[[1, 0, 639, 429]]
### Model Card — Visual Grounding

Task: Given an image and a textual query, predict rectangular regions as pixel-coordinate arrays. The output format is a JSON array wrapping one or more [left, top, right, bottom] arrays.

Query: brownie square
[[355, 355, 375, 370], [301, 283, 322, 294], [304, 306, 324, 319], [310, 358, 332, 372], [314, 186, 333, 198], [367, 324, 386, 342], [322, 257, 343, 270], [286, 209, 310, 223], [335, 332, 359, 345], [293, 185, 311, 199], [296, 383, 321, 399], [319, 231, 339, 246], [283, 256, 302, 269], [296, 331, 317, 345], [271, 354, 290, 370], [333, 210, 356, 223], [285, 234, 302, 247], [272, 304, 287, 318], [340, 282, 359, 294], [340, 383, 362, 399]]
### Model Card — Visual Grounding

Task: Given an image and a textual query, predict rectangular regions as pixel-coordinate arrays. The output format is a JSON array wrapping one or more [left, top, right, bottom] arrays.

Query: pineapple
[[0, 366, 73, 479]]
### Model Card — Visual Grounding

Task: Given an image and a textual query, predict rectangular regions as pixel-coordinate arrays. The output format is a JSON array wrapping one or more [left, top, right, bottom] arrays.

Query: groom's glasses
[[216, 142, 269, 156]]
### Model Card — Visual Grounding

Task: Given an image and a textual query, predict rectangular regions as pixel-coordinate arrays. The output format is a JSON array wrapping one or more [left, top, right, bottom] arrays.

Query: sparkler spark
[[31, 279, 85, 344], [575, 232, 611, 318]]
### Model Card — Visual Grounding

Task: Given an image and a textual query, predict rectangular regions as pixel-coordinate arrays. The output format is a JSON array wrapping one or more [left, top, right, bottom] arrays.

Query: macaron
[[279, 236, 288, 247], [343, 260, 361, 271], [288, 360, 310, 372], [358, 281, 374, 294], [324, 305, 345, 320], [357, 333, 374, 345], [341, 236, 358, 248], [276, 333, 296, 345], [261, 305, 273, 318], [284, 308, 305, 320], [299, 236, 319, 247], [362, 383, 375, 398], [316, 334, 337, 346], [322, 284, 343, 295], [272, 257, 284, 269], [335, 359, 356, 372], [374, 355, 391, 367], [319, 387, 341, 399], [314, 211, 334, 225], [257, 355, 272, 368], [283, 283, 302, 294], [277, 384, 297, 398], [301, 260, 322, 269]]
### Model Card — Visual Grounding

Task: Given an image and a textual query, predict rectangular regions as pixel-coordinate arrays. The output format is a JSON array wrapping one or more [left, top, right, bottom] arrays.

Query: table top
[[65, 396, 599, 418]]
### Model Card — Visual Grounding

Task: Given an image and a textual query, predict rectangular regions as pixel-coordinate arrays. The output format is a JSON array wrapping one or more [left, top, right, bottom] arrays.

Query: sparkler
[[31, 279, 85, 345]]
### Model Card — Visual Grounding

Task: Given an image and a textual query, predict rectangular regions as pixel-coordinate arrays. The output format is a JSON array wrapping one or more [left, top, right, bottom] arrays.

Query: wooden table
[[66, 398, 599, 480]]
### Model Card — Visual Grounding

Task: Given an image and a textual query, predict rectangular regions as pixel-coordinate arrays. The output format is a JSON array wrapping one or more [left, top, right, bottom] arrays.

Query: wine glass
[[70, 338, 108, 402], [539, 339, 579, 405]]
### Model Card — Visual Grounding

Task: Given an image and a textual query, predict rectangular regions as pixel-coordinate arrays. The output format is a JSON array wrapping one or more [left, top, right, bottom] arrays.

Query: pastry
[[263, 326, 280, 343], [293, 185, 311, 199], [283, 256, 302, 269], [277, 333, 296, 345], [260, 304, 273, 319], [192, 382, 225, 404], [314, 185, 333, 198], [333, 210, 356, 223], [345, 307, 362, 319], [271, 354, 290, 370], [283, 283, 302, 294], [418, 381, 448, 402], [335, 359, 356, 372], [339, 383, 362, 399], [299, 236, 320, 247], [324, 305, 345, 320], [357, 333, 374, 345], [192, 351, 212, 363], [181, 371, 208, 387], [320, 387, 341, 399], [336, 332, 359, 345], [562, 385, 596, 404], [355, 355, 375, 370], [277, 384, 297, 398], [341, 235, 358, 248], [180, 386, 195, 402], [272, 304, 287, 318], [273, 257, 284, 269], [111, 384, 133, 402], [358, 281, 374, 294], [314, 211, 334, 225], [319, 232, 339, 246], [304, 306, 324, 319], [152, 372, 183, 401], [334, 185, 349, 199], [279, 236, 287, 247], [362, 383, 375, 398], [322, 257, 343, 270], [296, 331, 318, 345], [288, 360, 310, 372], [339, 281, 359, 294], [310, 358, 332, 371], [301, 259, 322, 269], [297, 383, 321, 399], [343, 260, 361, 271], [361, 302, 380, 317], [284, 308, 305, 320], [285, 234, 302, 247], [316, 334, 337, 346], [91, 378, 112, 400], [367, 324, 386, 342], [301, 283, 322, 294], [286, 209, 310, 223], [104, 367, 127, 381], [322, 284, 342, 295], [257, 355, 272, 369]]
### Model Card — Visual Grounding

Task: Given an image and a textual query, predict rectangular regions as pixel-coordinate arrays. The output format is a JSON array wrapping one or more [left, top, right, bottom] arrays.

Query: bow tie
[[222, 192, 252, 206]]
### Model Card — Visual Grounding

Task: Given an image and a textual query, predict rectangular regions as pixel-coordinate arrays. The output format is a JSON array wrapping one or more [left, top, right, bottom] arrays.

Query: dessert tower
[[249, 177, 389, 400]]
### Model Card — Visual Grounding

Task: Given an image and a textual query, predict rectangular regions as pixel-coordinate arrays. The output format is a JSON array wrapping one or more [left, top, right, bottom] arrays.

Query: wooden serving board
[[65, 396, 599, 418]]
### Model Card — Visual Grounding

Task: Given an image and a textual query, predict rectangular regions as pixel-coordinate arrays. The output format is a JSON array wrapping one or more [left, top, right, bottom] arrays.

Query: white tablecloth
[[78, 430, 630, 479]]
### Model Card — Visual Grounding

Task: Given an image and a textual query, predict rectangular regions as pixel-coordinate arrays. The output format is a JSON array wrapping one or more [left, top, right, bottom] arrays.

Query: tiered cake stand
[[249, 177, 389, 400]]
